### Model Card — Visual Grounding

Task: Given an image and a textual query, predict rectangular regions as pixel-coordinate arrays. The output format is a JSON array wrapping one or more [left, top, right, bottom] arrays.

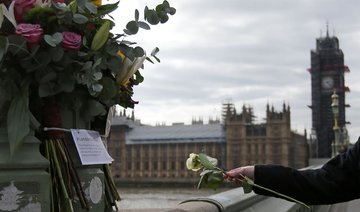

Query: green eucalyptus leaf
[[93, 72, 102, 81], [135, 9, 139, 22], [160, 13, 169, 24], [50, 47, 64, 62], [92, 83, 103, 93], [87, 99, 106, 117], [145, 10, 160, 25], [99, 77, 117, 101], [151, 47, 160, 56], [144, 6, 149, 20], [0, 36, 9, 61], [133, 46, 145, 57], [7, 93, 30, 156], [30, 45, 40, 56], [52, 32, 63, 44], [146, 57, 154, 64], [156, 4, 165, 13], [85, 2, 98, 14], [107, 56, 123, 73], [137, 21, 150, 30], [168, 7, 176, 15], [153, 55, 160, 63], [73, 13, 88, 24], [44, 33, 63, 47], [52, 1, 68, 10], [34, 52, 52, 68], [7, 35, 28, 56], [40, 71, 57, 83], [162, 0, 170, 8], [82, 61, 92, 71], [38, 82, 60, 97], [93, 57, 102, 69], [58, 73, 75, 93], [76, 0, 87, 7], [126, 21, 139, 35], [44, 35, 57, 47], [124, 29, 132, 35]]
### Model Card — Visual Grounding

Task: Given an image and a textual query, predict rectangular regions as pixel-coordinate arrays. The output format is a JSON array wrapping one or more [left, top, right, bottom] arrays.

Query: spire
[[283, 101, 286, 112], [326, 21, 329, 37]]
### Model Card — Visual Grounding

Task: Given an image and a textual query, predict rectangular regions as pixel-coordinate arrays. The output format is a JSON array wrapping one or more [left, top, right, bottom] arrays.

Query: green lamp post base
[[0, 128, 50, 212]]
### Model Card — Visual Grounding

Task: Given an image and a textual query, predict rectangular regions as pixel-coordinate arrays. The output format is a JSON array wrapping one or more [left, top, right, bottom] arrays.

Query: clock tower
[[308, 28, 350, 158]]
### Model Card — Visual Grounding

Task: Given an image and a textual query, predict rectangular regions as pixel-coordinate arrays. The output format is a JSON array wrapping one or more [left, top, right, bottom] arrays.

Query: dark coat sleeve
[[253, 138, 360, 205]]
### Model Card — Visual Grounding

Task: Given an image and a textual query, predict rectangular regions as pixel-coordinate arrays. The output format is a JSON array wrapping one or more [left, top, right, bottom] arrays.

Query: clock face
[[321, 76, 334, 89]]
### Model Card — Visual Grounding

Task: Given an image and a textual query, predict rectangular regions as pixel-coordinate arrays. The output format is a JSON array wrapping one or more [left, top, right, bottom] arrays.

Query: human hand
[[224, 166, 255, 184], [225, 165, 310, 209]]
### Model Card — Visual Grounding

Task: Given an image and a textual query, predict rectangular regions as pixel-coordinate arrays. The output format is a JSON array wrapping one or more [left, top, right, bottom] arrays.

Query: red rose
[[15, 23, 44, 46], [14, 0, 36, 22], [62, 32, 82, 51]]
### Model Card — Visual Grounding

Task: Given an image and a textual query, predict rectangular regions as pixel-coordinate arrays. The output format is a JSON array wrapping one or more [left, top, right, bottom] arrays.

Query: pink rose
[[15, 23, 44, 46], [62, 32, 82, 51], [14, 0, 36, 22]]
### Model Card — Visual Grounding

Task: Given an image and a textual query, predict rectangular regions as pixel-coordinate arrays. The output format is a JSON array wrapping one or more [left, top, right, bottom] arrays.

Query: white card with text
[[70, 129, 113, 165]]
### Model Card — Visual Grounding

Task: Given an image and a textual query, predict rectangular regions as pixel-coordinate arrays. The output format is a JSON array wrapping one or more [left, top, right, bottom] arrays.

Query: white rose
[[186, 153, 202, 171]]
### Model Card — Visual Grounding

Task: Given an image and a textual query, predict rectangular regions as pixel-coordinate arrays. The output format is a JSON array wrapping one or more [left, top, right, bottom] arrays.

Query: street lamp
[[331, 91, 340, 157]]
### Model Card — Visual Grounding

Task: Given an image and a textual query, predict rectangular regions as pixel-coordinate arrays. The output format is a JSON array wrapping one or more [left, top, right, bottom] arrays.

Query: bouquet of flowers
[[0, 0, 175, 211], [0, 0, 175, 153]]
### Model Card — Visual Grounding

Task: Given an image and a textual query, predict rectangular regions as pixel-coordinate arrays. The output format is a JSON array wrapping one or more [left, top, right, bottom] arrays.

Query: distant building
[[308, 28, 350, 158], [224, 103, 308, 169], [108, 103, 308, 183]]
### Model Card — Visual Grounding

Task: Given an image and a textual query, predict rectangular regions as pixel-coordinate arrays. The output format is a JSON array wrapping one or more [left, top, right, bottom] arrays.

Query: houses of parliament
[[108, 102, 308, 183], [107, 29, 350, 184]]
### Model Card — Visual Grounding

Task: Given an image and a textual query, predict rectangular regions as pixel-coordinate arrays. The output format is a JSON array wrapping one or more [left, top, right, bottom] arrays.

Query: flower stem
[[49, 140, 74, 212], [250, 183, 310, 210], [238, 173, 311, 210]]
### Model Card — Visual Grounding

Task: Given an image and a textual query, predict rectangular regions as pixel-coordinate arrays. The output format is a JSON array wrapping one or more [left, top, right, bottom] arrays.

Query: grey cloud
[[115, 0, 360, 142]]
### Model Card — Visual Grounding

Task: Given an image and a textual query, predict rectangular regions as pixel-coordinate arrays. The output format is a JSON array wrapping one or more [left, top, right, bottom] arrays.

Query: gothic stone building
[[224, 103, 308, 169], [108, 103, 308, 183]]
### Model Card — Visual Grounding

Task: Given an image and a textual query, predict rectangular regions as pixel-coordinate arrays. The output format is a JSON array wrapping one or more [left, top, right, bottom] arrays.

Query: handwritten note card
[[71, 129, 113, 165]]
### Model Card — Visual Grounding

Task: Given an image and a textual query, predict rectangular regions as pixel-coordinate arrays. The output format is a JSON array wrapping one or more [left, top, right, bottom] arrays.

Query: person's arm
[[227, 138, 360, 205]]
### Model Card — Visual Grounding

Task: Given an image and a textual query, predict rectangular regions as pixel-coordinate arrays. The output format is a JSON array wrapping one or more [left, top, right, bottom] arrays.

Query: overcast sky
[[111, 0, 360, 142]]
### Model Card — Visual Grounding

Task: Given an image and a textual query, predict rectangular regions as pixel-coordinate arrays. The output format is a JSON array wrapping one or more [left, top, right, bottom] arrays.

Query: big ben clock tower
[[308, 28, 350, 158]]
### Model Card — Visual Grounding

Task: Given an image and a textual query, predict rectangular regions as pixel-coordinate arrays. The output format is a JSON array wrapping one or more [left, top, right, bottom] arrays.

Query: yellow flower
[[186, 153, 202, 171], [92, 0, 102, 6], [116, 50, 125, 60]]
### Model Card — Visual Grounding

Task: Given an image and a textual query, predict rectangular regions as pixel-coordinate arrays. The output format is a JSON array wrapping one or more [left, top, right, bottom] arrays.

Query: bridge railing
[[165, 159, 360, 212]]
